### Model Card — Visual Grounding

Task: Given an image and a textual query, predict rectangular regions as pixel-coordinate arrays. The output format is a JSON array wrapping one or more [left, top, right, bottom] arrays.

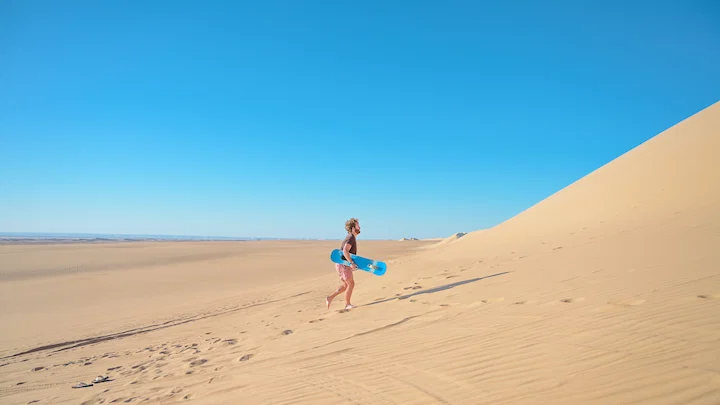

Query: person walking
[[326, 218, 361, 310]]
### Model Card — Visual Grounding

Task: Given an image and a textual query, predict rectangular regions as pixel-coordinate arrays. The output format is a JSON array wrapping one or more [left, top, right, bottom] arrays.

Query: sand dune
[[419, 232, 468, 250], [433, 101, 720, 262], [1, 102, 719, 404]]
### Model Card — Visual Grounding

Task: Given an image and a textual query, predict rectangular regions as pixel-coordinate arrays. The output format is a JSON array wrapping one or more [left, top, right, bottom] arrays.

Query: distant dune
[[418, 231, 468, 250], [1, 102, 718, 404]]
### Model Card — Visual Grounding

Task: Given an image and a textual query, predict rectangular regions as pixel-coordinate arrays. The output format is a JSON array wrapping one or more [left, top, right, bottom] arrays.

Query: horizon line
[[0, 231, 431, 241]]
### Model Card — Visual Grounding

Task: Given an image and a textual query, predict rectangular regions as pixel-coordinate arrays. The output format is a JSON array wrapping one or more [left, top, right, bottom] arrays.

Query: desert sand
[[1, 101, 719, 404]]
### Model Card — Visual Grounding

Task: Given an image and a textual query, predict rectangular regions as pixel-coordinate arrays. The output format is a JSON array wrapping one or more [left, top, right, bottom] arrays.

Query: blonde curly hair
[[344, 217, 359, 233]]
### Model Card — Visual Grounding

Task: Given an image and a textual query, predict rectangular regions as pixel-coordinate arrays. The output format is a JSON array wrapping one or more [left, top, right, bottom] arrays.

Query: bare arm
[[343, 242, 357, 268]]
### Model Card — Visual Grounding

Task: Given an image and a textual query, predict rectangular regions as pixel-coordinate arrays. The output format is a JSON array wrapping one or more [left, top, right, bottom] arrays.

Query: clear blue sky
[[1, 1, 718, 240]]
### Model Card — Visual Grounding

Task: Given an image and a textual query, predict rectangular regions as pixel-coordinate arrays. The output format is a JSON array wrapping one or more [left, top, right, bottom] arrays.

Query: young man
[[326, 218, 360, 311]]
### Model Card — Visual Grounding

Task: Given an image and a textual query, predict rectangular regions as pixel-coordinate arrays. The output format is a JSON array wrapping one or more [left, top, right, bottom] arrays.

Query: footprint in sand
[[281, 330, 293, 335], [239, 354, 254, 362], [560, 297, 585, 304], [697, 294, 719, 300], [308, 318, 325, 323], [514, 301, 526, 305], [459, 297, 490, 309], [188, 359, 207, 367], [130, 362, 150, 373]]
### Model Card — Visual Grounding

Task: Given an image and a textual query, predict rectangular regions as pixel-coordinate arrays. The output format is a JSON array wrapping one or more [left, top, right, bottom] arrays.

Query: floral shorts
[[335, 263, 354, 282]]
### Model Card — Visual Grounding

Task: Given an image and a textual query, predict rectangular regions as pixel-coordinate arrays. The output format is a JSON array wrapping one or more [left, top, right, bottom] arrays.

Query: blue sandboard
[[330, 249, 387, 276]]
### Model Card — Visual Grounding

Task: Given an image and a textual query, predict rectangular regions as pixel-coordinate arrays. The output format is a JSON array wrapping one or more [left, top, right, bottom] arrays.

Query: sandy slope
[[419, 232, 468, 250], [1, 102, 719, 404]]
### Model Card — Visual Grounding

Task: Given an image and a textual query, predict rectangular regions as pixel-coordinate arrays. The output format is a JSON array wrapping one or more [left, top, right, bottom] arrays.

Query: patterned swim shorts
[[335, 263, 354, 281]]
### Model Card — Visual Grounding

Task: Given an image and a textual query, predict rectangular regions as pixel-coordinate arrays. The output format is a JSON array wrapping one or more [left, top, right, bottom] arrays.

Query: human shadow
[[365, 271, 510, 306]]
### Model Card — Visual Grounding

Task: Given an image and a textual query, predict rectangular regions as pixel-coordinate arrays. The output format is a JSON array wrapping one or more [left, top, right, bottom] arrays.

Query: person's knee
[[347, 278, 355, 287]]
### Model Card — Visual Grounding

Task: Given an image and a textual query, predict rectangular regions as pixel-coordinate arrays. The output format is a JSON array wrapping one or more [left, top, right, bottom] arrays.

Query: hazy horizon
[[0, 231, 405, 241]]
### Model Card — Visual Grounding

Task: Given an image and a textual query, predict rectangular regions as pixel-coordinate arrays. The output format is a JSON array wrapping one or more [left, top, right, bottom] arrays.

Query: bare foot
[[326, 296, 332, 309], [344, 304, 356, 310]]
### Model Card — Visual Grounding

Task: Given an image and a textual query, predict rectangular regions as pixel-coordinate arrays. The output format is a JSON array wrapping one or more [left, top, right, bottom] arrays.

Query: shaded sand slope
[[1, 103, 719, 404]]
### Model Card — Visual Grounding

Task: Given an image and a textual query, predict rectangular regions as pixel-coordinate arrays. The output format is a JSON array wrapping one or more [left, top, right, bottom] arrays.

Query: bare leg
[[326, 281, 347, 309], [344, 278, 355, 308]]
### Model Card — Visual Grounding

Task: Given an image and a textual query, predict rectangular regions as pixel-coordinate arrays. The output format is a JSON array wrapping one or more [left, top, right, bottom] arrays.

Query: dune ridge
[[418, 232, 468, 251], [0, 102, 718, 404]]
